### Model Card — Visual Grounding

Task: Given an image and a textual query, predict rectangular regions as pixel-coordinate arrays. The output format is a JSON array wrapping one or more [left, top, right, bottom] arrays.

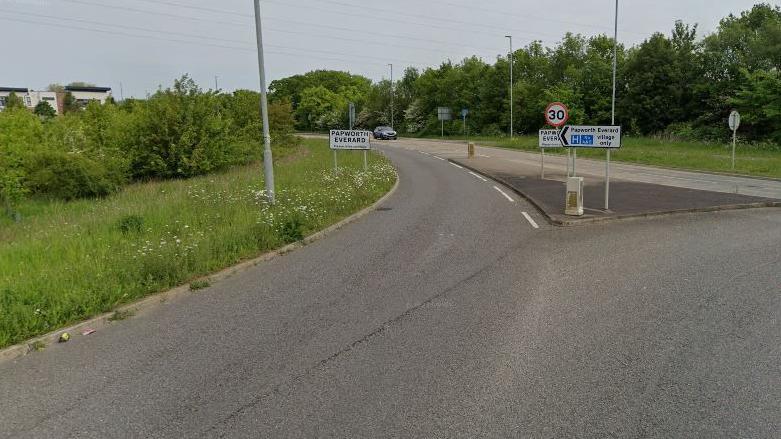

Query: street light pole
[[388, 63, 394, 130], [505, 35, 513, 140], [253, 0, 275, 204], [606, 0, 618, 211]]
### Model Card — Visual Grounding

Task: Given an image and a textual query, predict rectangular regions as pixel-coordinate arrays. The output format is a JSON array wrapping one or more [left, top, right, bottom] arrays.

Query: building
[[64, 86, 113, 107], [0, 85, 112, 115], [0, 87, 32, 111]]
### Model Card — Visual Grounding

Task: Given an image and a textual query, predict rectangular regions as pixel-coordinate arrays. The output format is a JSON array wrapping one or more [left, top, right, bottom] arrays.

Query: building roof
[[64, 86, 112, 93], [0, 87, 28, 93]]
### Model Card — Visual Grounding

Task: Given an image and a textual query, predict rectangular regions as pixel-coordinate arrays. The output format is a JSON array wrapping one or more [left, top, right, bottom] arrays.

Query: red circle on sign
[[544, 102, 570, 128]]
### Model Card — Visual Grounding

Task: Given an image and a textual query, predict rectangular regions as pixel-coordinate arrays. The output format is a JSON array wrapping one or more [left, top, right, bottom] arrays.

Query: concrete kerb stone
[[0, 168, 400, 364], [449, 158, 781, 227]]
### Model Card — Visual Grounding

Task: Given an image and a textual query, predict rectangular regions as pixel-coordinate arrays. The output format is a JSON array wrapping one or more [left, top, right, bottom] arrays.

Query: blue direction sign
[[559, 125, 621, 148]]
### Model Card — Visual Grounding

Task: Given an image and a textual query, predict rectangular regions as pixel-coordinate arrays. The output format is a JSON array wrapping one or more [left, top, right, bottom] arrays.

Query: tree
[[34, 101, 57, 119], [4, 92, 26, 110], [67, 81, 97, 88], [620, 33, 681, 134], [62, 92, 79, 113], [732, 69, 781, 143], [296, 86, 347, 131], [47, 84, 65, 93]]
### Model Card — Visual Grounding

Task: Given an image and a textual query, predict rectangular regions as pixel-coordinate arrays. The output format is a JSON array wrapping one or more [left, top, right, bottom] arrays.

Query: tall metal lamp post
[[388, 63, 394, 130], [505, 35, 513, 140], [253, 0, 275, 204], [606, 0, 618, 211]]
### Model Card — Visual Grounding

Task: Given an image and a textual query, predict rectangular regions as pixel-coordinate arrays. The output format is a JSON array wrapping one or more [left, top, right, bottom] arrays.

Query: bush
[[117, 214, 144, 234], [23, 150, 123, 199], [0, 75, 301, 202], [124, 76, 243, 179]]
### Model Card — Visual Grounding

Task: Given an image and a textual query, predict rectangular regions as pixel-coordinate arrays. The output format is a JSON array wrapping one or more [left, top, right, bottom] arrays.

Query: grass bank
[[0, 138, 396, 349], [421, 135, 781, 178]]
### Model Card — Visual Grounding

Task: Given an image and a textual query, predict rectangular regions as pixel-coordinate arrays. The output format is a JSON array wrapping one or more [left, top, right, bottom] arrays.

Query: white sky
[[0, 0, 769, 98]]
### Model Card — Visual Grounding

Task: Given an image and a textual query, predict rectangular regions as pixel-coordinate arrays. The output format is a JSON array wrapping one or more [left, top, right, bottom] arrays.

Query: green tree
[[620, 33, 681, 134], [34, 101, 57, 119], [4, 92, 26, 110], [731, 69, 781, 143], [296, 86, 348, 131], [62, 92, 79, 114], [67, 81, 97, 88]]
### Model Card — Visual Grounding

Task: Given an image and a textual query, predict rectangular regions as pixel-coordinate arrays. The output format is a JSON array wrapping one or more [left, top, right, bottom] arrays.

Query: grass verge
[[0, 138, 396, 349], [420, 135, 781, 178]]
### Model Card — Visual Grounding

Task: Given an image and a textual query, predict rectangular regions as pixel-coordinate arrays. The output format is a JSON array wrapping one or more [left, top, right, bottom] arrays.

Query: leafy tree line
[[269, 4, 780, 144], [0, 75, 297, 211]]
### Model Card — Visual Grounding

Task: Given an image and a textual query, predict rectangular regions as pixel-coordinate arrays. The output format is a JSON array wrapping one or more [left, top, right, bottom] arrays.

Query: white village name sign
[[330, 130, 372, 150]]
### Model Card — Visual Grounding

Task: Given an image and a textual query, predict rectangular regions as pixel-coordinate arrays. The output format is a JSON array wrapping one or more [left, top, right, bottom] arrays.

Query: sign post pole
[[732, 129, 737, 171], [544, 102, 570, 179], [437, 107, 451, 138], [363, 147, 368, 171], [729, 111, 740, 171], [333, 150, 338, 173], [538, 128, 563, 178], [606, 0, 619, 211], [572, 149, 578, 177]]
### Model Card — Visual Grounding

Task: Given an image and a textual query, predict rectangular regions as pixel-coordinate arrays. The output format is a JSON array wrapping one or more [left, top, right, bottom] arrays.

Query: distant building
[[0, 87, 33, 111], [63, 86, 113, 108], [0, 85, 112, 115]]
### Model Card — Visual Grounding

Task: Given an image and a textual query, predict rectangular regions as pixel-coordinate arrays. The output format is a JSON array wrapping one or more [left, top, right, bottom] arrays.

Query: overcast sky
[[0, 0, 768, 98]]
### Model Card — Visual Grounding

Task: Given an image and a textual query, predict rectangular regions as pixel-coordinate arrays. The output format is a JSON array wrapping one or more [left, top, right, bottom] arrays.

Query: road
[[1, 142, 779, 438], [399, 137, 781, 199]]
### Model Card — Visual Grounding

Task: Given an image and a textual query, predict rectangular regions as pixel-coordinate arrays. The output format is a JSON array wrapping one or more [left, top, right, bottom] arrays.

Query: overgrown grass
[[419, 135, 781, 178], [0, 138, 396, 348]]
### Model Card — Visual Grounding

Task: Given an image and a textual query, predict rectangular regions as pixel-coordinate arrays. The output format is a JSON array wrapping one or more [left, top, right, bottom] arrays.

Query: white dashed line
[[419, 151, 430, 155], [450, 163, 464, 169], [493, 186, 515, 202], [434, 156, 446, 161], [522, 212, 539, 229], [468, 172, 488, 182]]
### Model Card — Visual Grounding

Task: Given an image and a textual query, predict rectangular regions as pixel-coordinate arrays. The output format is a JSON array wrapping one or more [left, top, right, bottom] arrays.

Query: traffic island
[[451, 157, 780, 226]]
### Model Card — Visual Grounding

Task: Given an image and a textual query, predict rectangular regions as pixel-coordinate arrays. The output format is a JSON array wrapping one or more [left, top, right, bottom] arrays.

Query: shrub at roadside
[[0, 75, 299, 209]]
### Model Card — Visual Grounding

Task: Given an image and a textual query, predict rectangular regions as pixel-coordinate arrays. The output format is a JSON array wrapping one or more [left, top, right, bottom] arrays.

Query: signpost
[[729, 110, 740, 171], [329, 130, 371, 172], [538, 128, 562, 179], [437, 107, 452, 137], [348, 103, 356, 130], [543, 102, 569, 178], [544, 102, 569, 128], [461, 108, 469, 139], [538, 129, 562, 148], [559, 125, 622, 149]]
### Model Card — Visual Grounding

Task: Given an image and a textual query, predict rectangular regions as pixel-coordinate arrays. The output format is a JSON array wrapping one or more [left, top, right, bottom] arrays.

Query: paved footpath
[[398, 137, 781, 200]]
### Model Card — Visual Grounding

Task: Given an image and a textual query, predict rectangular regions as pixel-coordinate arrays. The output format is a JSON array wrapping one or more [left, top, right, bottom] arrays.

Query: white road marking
[[434, 156, 446, 161], [450, 163, 464, 169], [478, 154, 491, 158], [493, 186, 515, 202], [468, 172, 488, 182], [419, 151, 430, 155], [522, 212, 539, 229]]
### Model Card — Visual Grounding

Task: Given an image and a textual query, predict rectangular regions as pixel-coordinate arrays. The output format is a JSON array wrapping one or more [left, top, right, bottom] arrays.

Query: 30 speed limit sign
[[544, 102, 569, 128]]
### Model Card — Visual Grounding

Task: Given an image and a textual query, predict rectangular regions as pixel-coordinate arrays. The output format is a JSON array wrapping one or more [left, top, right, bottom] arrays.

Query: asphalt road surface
[[1, 142, 779, 438]]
